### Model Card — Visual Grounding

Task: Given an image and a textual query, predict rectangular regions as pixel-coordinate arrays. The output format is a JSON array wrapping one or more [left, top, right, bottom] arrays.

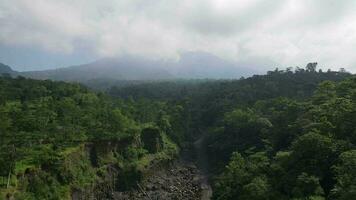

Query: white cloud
[[0, 0, 356, 71]]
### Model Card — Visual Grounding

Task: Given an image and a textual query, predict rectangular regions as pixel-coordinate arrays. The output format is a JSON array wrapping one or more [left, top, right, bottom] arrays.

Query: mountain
[[21, 56, 174, 81], [2, 52, 258, 86], [0, 63, 17, 76]]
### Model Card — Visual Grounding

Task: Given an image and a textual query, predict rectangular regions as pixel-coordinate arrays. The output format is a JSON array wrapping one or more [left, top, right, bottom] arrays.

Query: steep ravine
[[194, 133, 213, 200], [112, 134, 213, 200]]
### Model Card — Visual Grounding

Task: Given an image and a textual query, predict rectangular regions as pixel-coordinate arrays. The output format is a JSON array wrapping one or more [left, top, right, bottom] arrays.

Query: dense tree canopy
[[110, 66, 354, 200], [0, 65, 354, 200], [0, 76, 178, 199]]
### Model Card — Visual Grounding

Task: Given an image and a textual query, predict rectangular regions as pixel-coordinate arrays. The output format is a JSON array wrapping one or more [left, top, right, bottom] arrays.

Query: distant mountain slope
[[21, 57, 174, 81], [0, 63, 17, 76], [1, 52, 259, 86]]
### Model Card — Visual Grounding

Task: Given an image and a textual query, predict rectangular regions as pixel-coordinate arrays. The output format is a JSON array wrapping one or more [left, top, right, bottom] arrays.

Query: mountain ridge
[[0, 63, 17, 75], [1, 52, 258, 84]]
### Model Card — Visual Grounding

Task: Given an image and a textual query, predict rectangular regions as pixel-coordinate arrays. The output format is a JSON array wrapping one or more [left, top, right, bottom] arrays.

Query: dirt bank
[[113, 133, 212, 200]]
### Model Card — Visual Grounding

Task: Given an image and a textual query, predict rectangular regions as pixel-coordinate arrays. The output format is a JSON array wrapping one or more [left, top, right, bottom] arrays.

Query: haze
[[0, 0, 356, 72]]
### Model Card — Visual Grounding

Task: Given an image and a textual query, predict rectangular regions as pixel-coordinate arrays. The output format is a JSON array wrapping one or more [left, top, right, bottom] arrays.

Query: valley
[[0, 65, 355, 200], [2, 1, 356, 199]]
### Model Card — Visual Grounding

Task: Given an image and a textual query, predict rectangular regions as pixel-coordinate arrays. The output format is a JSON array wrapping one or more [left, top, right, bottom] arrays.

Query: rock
[[113, 161, 206, 200]]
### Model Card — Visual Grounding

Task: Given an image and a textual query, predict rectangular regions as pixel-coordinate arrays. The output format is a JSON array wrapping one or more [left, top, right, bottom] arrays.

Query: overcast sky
[[0, 0, 356, 72]]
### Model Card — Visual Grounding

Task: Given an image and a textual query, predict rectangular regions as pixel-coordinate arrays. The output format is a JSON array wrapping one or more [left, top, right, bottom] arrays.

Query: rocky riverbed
[[113, 161, 210, 200], [112, 133, 213, 200]]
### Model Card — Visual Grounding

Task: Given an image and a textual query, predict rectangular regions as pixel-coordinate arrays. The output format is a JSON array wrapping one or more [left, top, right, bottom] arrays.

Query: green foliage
[[24, 169, 67, 200], [213, 152, 248, 199], [1, 69, 355, 199], [207, 109, 272, 170], [331, 150, 356, 200], [0, 77, 178, 198], [213, 152, 271, 200], [292, 173, 324, 198], [209, 76, 356, 199]]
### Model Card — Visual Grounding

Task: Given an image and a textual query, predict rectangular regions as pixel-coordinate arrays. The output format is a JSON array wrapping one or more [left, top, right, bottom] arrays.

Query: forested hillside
[[0, 76, 181, 199], [0, 65, 355, 200], [210, 76, 356, 200], [111, 66, 355, 200]]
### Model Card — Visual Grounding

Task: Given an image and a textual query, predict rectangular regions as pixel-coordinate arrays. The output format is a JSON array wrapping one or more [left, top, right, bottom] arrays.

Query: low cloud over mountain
[[2, 52, 257, 83], [1, 0, 356, 72]]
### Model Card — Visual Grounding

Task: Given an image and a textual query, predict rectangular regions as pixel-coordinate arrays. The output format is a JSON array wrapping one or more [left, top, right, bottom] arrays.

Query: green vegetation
[[205, 72, 356, 199], [0, 64, 355, 199], [0, 76, 178, 199], [111, 65, 355, 200]]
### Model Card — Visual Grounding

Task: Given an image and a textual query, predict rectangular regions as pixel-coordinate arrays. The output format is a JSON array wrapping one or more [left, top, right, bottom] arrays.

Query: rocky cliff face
[[2, 130, 178, 200]]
